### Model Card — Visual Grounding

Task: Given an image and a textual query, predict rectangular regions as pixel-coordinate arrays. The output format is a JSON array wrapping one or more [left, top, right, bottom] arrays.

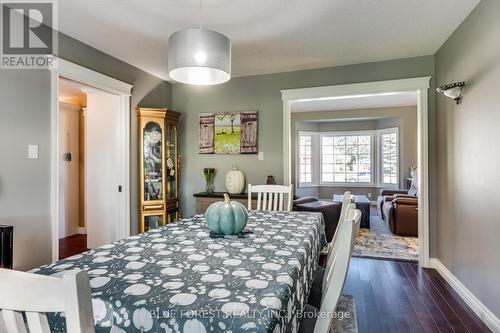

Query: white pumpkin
[[225, 167, 245, 194]]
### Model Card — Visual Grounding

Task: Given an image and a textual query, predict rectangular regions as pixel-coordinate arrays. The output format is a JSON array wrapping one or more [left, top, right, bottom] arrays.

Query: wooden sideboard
[[194, 192, 258, 214]]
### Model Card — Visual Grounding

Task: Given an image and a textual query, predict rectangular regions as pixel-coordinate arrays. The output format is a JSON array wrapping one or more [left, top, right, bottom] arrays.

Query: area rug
[[352, 213, 418, 262], [331, 295, 358, 333]]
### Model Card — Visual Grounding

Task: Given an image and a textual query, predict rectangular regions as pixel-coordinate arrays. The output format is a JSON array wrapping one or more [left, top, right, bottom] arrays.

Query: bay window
[[321, 134, 372, 184], [298, 128, 398, 187], [299, 134, 313, 184], [380, 130, 398, 185]]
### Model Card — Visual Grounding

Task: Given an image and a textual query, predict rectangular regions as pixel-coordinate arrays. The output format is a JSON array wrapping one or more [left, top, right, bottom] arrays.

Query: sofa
[[377, 184, 418, 237], [293, 197, 340, 242]]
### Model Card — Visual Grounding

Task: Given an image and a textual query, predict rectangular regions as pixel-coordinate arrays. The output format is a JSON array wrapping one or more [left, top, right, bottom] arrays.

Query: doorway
[[50, 59, 132, 262], [58, 79, 87, 259], [57, 78, 124, 259], [281, 77, 431, 267], [292, 98, 419, 261]]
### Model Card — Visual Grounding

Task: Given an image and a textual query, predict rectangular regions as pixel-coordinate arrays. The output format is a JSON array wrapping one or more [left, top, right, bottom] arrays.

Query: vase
[[225, 167, 245, 194], [205, 178, 215, 193]]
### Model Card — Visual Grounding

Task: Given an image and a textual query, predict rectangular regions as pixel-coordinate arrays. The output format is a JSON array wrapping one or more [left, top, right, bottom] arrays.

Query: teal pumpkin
[[205, 193, 248, 235]]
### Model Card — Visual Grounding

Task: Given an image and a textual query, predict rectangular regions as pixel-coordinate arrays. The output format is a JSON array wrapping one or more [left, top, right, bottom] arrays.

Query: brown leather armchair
[[377, 187, 418, 236]]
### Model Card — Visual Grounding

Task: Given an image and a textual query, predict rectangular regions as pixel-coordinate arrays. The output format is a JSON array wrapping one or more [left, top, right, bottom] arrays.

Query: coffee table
[[333, 194, 371, 229]]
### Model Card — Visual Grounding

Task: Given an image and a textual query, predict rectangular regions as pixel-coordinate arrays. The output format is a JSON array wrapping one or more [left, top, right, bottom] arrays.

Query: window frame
[[296, 128, 400, 188], [297, 131, 319, 187], [377, 127, 400, 187], [319, 131, 375, 186]]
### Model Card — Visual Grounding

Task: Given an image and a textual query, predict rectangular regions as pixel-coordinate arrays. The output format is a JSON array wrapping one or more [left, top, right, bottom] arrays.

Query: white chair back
[[314, 209, 361, 333], [347, 207, 362, 253], [247, 184, 293, 211], [0, 269, 95, 333], [322, 191, 352, 256], [322, 203, 356, 292], [338, 191, 353, 225]]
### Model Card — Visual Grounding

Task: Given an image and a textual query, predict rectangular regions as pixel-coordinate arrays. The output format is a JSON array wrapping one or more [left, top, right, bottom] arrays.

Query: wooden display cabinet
[[138, 108, 181, 233], [165, 110, 181, 224]]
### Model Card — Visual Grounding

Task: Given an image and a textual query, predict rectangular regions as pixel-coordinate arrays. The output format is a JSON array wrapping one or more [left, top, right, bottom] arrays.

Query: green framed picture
[[199, 111, 258, 154]]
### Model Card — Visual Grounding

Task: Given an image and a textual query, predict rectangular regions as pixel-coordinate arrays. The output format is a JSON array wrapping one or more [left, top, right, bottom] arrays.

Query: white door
[[85, 91, 121, 249]]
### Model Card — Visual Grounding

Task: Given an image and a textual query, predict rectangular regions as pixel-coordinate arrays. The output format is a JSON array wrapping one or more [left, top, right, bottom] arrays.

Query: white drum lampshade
[[168, 28, 231, 85]]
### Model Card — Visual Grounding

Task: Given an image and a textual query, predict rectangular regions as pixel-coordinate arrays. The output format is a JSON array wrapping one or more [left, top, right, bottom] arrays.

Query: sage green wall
[[0, 33, 171, 270], [291, 106, 417, 201], [0, 70, 52, 270], [172, 56, 436, 258], [436, 0, 500, 317]]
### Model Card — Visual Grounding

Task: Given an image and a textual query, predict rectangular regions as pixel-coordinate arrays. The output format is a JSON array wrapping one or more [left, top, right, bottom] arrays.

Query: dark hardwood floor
[[59, 234, 88, 260], [344, 257, 491, 333]]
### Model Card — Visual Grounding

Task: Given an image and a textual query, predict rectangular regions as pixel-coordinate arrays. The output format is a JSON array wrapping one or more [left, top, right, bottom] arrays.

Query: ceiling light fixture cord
[[199, 0, 202, 29]]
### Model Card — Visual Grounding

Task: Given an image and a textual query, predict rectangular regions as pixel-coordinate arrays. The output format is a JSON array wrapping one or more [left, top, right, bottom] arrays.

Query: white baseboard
[[77, 227, 86, 234], [430, 258, 500, 332]]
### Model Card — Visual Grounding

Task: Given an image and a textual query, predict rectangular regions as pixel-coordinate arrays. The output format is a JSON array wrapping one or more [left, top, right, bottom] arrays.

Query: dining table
[[34, 210, 326, 333]]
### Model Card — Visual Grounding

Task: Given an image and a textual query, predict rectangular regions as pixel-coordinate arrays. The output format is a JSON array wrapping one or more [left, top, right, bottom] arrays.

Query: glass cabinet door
[[166, 120, 178, 199], [143, 121, 163, 201], [166, 208, 177, 224], [143, 214, 164, 232]]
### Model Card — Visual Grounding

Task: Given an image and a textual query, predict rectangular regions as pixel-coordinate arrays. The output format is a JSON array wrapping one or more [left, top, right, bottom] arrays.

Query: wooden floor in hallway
[[59, 234, 88, 260], [344, 257, 491, 333]]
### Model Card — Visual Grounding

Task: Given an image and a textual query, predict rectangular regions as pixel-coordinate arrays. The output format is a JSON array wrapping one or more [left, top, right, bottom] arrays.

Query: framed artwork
[[199, 111, 258, 154]]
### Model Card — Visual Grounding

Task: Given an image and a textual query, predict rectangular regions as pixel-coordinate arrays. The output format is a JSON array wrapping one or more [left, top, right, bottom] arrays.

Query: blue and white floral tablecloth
[[34, 211, 325, 333]]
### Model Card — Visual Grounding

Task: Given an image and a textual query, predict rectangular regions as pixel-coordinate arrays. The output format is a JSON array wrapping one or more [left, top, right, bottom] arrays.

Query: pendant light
[[168, 0, 231, 85]]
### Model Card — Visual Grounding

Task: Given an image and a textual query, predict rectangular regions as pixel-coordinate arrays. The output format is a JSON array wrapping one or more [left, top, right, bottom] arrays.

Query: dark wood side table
[[193, 192, 258, 214], [333, 194, 371, 229]]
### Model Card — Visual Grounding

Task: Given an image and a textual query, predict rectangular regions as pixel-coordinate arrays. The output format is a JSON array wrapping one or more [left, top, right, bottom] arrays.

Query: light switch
[[28, 145, 39, 159], [258, 152, 264, 160]]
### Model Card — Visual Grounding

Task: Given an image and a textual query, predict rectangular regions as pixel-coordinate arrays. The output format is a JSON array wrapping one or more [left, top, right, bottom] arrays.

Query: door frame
[[281, 77, 432, 267], [50, 58, 133, 262]]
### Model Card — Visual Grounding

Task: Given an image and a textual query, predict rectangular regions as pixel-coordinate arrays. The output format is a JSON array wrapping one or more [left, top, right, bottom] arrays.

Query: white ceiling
[[58, 0, 480, 81], [291, 91, 417, 113]]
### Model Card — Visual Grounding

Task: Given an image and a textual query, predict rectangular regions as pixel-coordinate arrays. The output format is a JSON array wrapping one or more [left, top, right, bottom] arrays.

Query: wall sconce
[[436, 81, 465, 104]]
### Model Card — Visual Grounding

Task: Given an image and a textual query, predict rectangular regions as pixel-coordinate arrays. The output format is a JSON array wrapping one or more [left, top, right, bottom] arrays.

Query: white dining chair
[[307, 203, 356, 309], [349, 207, 362, 254], [321, 191, 353, 256], [315, 209, 361, 333], [299, 208, 361, 333], [0, 269, 95, 333], [321, 203, 357, 292], [247, 184, 294, 211]]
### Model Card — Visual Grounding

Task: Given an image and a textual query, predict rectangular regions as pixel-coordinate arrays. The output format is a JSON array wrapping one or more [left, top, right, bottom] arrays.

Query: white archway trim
[[55, 58, 133, 95], [50, 58, 132, 262], [281, 76, 432, 267]]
